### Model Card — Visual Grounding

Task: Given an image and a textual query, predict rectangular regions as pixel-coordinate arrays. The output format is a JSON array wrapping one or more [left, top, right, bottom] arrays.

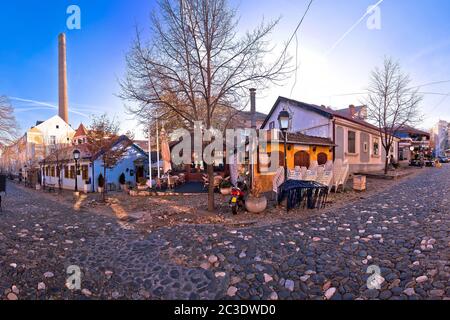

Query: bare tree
[[86, 114, 132, 201], [120, 0, 291, 211], [0, 96, 19, 148], [364, 57, 422, 174]]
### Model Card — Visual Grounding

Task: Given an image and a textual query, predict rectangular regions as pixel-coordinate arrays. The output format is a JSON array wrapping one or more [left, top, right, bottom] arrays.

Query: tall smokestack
[[250, 88, 256, 129], [58, 33, 69, 123]]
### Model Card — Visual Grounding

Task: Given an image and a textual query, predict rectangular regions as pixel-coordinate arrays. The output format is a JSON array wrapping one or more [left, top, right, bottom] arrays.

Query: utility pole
[[156, 119, 161, 179], [148, 123, 153, 188]]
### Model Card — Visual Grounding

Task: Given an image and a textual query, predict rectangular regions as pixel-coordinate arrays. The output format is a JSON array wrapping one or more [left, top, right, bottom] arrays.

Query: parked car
[[438, 156, 449, 163]]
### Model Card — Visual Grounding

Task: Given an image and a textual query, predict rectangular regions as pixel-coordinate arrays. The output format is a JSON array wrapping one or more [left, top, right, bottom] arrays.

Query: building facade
[[0, 115, 75, 177], [40, 136, 149, 192], [261, 97, 399, 174], [430, 120, 450, 157]]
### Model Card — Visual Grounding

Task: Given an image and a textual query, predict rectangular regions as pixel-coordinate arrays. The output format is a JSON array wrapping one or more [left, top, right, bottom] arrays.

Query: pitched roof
[[395, 125, 430, 138], [133, 140, 149, 152], [74, 123, 88, 138], [261, 96, 334, 129], [286, 132, 335, 146]]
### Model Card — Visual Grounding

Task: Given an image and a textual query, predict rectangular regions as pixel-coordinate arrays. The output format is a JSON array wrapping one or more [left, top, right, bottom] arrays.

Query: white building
[[431, 120, 450, 157], [40, 136, 149, 192], [0, 115, 75, 177]]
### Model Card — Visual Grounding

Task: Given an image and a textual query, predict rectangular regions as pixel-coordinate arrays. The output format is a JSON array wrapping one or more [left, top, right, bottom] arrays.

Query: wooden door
[[294, 151, 310, 168], [317, 152, 328, 165]]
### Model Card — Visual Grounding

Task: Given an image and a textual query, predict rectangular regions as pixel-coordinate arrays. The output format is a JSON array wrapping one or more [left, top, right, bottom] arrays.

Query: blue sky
[[1, 0, 450, 139]]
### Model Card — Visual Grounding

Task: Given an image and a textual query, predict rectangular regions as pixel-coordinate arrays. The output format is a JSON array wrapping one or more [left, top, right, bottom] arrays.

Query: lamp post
[[278, 110, 290, 181], [73, 149, 81, 193]]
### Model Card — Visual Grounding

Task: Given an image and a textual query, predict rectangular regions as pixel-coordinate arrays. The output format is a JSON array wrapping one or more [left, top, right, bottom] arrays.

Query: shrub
[[220, 180, 232, 189], [250, 180, 262, 198], [138, 177, 148, 186]]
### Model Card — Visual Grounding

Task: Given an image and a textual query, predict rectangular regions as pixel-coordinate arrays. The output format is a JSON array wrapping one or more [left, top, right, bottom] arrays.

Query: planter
[[35, 184, 41, 191], [98, 187, 104, 193], [121, 184, 129, 192], [220, 187, 231, 195], [245, 195, 268, 214], [84, 184, 91, 194], [137, 185, 148, 191], [73, 191, 80, 198]]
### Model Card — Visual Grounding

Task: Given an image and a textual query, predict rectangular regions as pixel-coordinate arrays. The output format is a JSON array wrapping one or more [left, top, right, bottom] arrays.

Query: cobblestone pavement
[[0, 166, 449, 300]]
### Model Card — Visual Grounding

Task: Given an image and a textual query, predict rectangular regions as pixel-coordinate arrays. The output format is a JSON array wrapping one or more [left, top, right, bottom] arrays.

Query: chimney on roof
[[250, 88, 257, 129], [58, 33, 69, 124], [349, 105, 356, 118]]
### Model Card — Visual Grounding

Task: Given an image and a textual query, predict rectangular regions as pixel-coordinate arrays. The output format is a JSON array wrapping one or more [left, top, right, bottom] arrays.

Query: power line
[[326, 0, 384, 56], [286, 0, 314, 97], [281, 0, 314, 58]]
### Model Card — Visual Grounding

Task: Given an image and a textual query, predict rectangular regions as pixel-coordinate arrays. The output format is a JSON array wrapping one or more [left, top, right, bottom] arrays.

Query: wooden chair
[[300, 167, 308, 178], [324, 160, 333, 171], [332, 165, 343, 193], [316, 167, 325, 180], [336, 164, 350, 192], [304, 170, 318, 181], [309, 160, 319, 171], [316, 171, 333, 194]]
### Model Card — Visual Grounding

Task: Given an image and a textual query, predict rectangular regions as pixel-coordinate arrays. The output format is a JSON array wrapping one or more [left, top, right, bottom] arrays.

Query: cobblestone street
[[0, 166, 449, 300]]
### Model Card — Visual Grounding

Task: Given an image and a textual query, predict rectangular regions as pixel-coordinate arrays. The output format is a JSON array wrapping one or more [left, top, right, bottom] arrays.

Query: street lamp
[[73, 149, 81, 193], [278, 110, 290, 181]]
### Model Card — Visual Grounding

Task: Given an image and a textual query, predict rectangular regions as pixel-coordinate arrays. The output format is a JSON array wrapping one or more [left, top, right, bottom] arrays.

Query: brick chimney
[[58, 33, 69, 124], [250, 88, 256, 129]]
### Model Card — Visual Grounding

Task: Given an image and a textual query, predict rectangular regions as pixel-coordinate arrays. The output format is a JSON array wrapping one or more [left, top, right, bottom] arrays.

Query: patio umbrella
[[160, 127, 172, 174]]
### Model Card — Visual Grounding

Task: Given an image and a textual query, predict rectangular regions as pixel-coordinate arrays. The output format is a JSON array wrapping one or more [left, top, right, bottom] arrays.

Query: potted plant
[[219, 180, 232, 195], [137, 177, 148, 191], [84, 178, 92, 193], [119, 173, 127, 191], [97, 174, 105, 193], [245, 180, 267, 214]]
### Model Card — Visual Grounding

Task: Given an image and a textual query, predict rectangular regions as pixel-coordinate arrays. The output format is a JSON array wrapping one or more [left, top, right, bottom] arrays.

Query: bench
[[46, 183, 56, 193]]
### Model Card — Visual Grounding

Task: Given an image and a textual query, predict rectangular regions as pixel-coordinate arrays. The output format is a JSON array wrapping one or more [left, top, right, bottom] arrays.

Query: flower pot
[[98, 187, 104, 193], [35, 184, 41, 191], [122, 184, 129, 192], [84, 184, 91, 194], [137, 185, 147, 191], [220, 187, 231, 195], [245, 195, 268, 214]]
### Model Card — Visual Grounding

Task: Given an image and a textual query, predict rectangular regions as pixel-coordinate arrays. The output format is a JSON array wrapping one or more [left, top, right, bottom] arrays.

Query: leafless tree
[[364, 57, 423, 174], [86, 114, 132, 201], [0, 96, 19, 148], [120, 0, 291, 211]]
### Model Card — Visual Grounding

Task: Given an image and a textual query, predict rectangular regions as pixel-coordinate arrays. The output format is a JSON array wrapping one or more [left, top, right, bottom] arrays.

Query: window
[[56, 125, 60, 129], [50, 136, 56, 145], [269, 121, 275, 130], [69, 166, 75, 179], [81, 165, 89, 180], [373, 138, 380, 156], [50, 166, 55, 177], [64, 166, 69, 179], [348, 131, 356, 154]]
